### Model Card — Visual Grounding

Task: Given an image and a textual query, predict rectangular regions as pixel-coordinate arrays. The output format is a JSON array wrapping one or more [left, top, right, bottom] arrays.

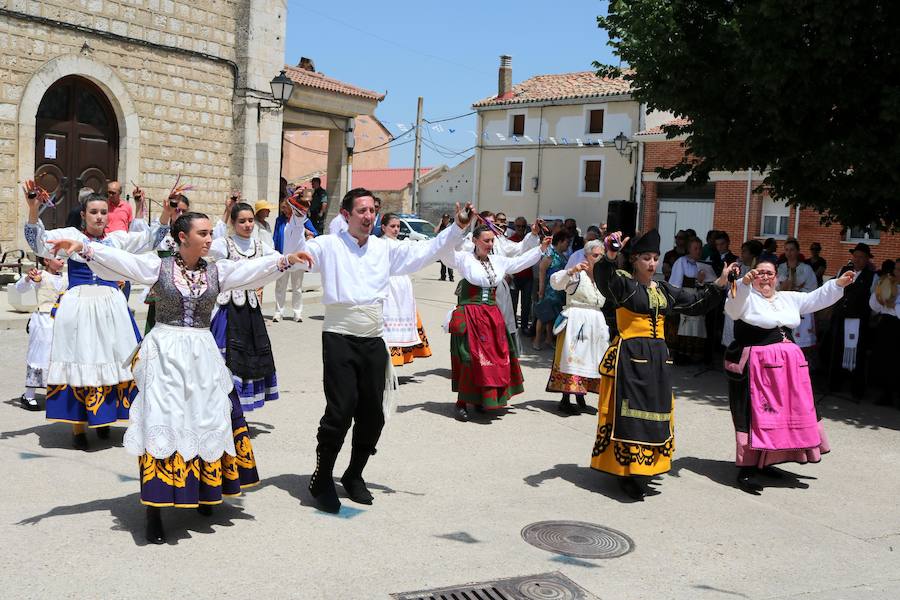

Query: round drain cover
[[521, 520, 634, 559], [516, 577, 578, 600]]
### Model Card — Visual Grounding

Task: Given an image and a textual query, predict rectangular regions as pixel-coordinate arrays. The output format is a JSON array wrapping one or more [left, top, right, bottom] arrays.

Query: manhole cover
[[392, 571, 599, 600], [521, 521, 633, 559]]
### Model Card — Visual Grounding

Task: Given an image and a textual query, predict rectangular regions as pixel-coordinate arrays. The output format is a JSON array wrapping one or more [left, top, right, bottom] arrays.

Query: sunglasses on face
[[756, 271, 776, 279]]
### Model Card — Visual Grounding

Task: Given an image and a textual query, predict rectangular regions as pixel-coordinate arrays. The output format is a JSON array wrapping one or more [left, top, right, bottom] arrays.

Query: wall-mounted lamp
[[532, 176, 540, 192], [253, 70, 296, 123], [613, 131, 634, 163]]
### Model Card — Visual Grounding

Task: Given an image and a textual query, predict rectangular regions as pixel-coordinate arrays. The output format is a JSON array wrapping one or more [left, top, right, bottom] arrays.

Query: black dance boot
[[309, 447, 341, 514], [558, 394, 578, 415], [72, 432, 89, 451], [341, 447, 375, 505], [197, 504, 213, 516], [575, 394, 587, 410], [96, 426, 111, 440], [618, 476, 646, 501], [737, 467, 763, 495], [145, 507, 166, 544]]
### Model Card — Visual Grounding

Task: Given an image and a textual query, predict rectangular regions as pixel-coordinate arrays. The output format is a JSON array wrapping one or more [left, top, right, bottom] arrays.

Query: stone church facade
[[0, 0, 287, 246]]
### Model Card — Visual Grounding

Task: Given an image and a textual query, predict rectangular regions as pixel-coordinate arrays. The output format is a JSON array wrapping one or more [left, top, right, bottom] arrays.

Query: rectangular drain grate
[[391, 571, 600, 600]]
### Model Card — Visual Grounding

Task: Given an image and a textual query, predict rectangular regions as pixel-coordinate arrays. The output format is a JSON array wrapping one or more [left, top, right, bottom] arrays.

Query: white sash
[[324, 304, 398, 420], [841, 317, 861, 371]]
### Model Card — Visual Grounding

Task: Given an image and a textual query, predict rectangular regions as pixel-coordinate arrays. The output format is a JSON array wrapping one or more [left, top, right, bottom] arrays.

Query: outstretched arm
[[216, 251, 312, 292], [58, 241, 162, 286]]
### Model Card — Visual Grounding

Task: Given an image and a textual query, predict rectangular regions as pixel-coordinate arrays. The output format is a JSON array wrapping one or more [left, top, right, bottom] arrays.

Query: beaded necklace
[[175, 253, 207, 299], [475, 253, 497, 287]]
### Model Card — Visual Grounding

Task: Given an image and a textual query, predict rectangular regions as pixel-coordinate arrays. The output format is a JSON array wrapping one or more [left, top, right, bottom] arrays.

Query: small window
[[511, 114, 525, 137], [760, 197, 790, 237], [588, 109, 604, 134], [506, 161, 523, 192], [762, 215, 789, 236], [583, 160, 602, 193], [846, 223, 881, 242]]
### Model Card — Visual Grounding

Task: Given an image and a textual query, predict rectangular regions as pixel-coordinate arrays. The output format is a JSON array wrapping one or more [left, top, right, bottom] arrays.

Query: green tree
[[597, 0, 900, 229]]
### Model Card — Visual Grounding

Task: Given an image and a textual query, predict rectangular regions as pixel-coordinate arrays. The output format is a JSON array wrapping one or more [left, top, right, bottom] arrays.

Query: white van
[[395, 215, 436, 241]]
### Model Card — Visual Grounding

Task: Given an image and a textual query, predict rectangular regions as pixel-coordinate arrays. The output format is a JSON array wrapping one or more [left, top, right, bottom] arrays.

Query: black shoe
[[145, 507, 166, 544], [455, 405, 469, 421], [197, 504, 213, 516], [618, 476, 645, 501], [20, 394, 40, 411], [309, 448, 341, 514], [737, 467, 763, 495], [449, 277, 454, 282], [73, 432, 89, 451], [575, 395, 587, 410], [474, 404, 486, 414], [341, 447, 375, 505], [558, 399, 578, 415], [96, 426, 110, 440], [439, 277, 446, 281]]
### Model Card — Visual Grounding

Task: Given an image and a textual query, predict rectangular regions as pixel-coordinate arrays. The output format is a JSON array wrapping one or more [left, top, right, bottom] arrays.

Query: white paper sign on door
[[44, 139, 57, 160]]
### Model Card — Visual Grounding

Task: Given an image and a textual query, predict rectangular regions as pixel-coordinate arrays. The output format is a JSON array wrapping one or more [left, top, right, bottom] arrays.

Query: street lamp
[[613, 131, 634, 164], [270, 70, 294, 105]]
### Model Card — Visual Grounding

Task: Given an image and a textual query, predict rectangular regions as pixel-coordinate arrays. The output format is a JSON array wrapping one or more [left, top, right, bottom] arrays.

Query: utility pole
[[411, 96, 423, 215]]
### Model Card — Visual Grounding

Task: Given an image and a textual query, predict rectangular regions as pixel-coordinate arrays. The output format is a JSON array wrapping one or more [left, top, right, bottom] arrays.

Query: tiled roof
[[473, 71, 631, 108], [352, 168, 434, 191], [636, 118, 692, 136], [283, 65, 385, 101]]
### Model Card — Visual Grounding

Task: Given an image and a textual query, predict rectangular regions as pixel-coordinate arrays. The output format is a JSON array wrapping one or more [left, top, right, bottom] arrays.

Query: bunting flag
[[524, 135, 533, 142]]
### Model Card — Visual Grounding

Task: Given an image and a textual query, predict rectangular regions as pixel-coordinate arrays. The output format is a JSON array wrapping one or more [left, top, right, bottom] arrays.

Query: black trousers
[[318, 332, 388, 454], [510, 277, 533, 330], [440, 263, 454, 280]]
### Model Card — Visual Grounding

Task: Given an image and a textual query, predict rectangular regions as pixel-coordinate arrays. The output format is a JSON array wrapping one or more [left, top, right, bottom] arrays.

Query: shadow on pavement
[[670, 456, 816, 492], [516, 399, 598, 417], [1, 422, 123, 453], [407, 367, 452, 380], [259, 473, 424, 509], [522, 462, 645, 504], [16, 491, 256, 546], [246, 421, 275, 439]]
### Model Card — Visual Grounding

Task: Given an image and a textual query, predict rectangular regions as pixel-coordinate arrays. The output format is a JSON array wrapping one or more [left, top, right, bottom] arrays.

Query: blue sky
[[284, 1, 615, 169]]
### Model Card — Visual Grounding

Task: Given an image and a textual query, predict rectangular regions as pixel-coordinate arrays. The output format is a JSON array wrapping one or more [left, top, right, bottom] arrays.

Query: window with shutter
[[507, 161, 523, 192], [583, 160, 602, 192], [511, 114, 525, 137], [588, 110, 604, 134]]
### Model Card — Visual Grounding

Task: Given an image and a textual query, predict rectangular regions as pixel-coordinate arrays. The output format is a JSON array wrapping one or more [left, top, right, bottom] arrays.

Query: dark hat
[[630, 229, 661, 255], [849, 242, 873, 257]]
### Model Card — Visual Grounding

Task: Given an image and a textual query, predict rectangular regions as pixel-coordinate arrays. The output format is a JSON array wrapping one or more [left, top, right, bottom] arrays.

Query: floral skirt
[[545, 328, 600, 395], [139, 391, 259, 507], [46, 381, 135, 427], [590, 363, 673, 477], [390, 312, 432, 367], [449, 304, 524, 409]]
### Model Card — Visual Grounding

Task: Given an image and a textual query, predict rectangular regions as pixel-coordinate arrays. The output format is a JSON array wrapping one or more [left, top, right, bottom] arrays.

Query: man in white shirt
[[291, 188, 472, 513]]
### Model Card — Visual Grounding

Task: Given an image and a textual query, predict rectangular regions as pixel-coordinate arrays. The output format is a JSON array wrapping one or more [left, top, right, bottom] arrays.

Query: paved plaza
[[1, 264, 899, 600]]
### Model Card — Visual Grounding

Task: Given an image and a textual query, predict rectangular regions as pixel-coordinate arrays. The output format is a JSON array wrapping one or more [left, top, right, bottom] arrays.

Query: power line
[[355, 137, 415, 154], [283, 136, 329, 155], [354, 126, 416, 154], [423, 110, 476, 124]]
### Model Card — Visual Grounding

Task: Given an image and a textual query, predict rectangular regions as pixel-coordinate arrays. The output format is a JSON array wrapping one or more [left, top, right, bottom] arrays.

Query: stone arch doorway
[[34, 76, 119, 230]]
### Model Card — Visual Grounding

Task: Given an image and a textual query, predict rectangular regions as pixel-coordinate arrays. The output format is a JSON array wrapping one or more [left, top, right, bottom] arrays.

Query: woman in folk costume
[[776, 239, 819, 349], [545, 240, 610, 415], [868, 259, 900, 408], [23, 186, 166, 450], [14, 257, 67, 411], [380, 213, 432, 366], [209, 201, 280, 412], [443, 225, 550, 421], [591, 230, 731, 500], [450, 211, 542, 349], [668, 237, 711, 363], [724, 261, 854, 494], [48, 212, 312, 543]]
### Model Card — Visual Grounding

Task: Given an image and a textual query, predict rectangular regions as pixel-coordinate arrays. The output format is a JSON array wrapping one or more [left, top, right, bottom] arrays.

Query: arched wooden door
[[34, 76, 119, 230]]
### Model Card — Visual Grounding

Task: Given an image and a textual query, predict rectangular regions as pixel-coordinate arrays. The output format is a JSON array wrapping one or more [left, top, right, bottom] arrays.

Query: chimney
[[298, 57, 316, 72], [498, 55, 513, 99]]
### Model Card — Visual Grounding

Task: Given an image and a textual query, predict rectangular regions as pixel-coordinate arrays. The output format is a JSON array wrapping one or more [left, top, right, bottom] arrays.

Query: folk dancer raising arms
[[48, 212, 312, 543], [724, 261, 854, 494], [291, 188, 471, 513], [210, 201, 280, 412], [442, 224, 550, 421], [24, 185, 167, 449], [544, 240, 610, 414], [590, 230, 730, 500]]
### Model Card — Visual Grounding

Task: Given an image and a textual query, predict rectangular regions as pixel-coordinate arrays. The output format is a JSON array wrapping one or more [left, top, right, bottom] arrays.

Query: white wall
[[419, 156, 475, 224]]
